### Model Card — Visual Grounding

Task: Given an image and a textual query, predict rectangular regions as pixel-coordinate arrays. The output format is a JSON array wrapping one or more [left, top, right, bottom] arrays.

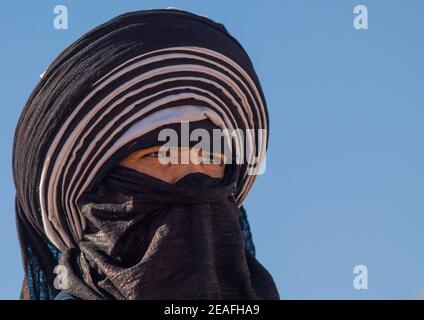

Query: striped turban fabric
[[12, 9, 269, 299]]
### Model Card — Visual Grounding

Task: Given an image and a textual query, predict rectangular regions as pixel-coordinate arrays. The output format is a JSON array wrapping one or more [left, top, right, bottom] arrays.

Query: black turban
[[12, 8, 277, 300]]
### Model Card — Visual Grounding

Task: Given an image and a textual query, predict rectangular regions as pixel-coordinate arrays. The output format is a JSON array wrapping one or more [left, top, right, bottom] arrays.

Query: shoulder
[[54, 291, 79, 300]]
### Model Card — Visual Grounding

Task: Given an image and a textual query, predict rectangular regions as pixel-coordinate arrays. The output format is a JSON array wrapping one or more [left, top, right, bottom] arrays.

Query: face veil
[[12, 8, 278, 300]]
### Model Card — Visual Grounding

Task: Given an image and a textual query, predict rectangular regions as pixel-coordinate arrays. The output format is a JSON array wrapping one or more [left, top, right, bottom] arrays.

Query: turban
[[13, 8, 274, 300]]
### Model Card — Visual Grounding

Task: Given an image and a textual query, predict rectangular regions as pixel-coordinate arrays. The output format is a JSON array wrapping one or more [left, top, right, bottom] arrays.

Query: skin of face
[[120, 146, 226, 184]]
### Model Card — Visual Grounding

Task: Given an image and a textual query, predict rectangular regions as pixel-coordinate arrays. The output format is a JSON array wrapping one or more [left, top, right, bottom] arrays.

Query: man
[[13, 8, 279, 300]]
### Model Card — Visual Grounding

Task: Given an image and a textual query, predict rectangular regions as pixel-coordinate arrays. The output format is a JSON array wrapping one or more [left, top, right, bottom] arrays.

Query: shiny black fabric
[[58, 165, 279, 299]]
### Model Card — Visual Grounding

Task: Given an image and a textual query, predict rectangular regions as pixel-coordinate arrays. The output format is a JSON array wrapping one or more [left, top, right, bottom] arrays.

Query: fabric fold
[[59, 166, 279, 300]]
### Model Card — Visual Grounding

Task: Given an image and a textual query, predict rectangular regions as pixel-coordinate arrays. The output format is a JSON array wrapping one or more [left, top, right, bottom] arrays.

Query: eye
[[209, 154, 218, 162], [201, 153, 224, 164], [144, 151, 160, 158]]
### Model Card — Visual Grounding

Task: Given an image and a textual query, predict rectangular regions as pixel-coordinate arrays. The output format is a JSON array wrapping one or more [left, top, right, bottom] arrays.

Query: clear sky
[[1, 0, 423, 299]]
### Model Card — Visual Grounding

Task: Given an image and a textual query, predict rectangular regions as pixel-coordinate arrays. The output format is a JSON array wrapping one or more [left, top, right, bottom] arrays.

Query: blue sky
[[1, 0, 423, 299]]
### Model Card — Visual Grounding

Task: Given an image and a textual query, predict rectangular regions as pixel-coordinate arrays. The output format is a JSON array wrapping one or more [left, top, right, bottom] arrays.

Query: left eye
[[145, 151, 160, 158]]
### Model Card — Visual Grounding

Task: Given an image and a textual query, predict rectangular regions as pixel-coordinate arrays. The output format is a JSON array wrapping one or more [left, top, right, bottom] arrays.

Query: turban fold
[[13, 8, 270, 299]]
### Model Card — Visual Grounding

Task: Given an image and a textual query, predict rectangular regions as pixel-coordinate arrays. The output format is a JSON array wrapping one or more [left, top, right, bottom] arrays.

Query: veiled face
[[120, 146, 226, 184]]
